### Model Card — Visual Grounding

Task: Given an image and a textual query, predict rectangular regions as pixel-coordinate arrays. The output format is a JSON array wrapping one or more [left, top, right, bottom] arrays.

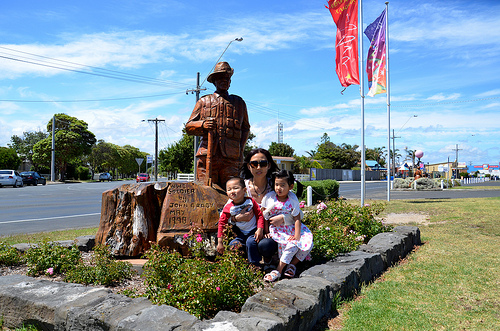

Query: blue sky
[[1, 0, 499, 167]]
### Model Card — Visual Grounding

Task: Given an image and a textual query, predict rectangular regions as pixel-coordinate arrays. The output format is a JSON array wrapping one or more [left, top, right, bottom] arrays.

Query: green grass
[[450, 185, 500, 190], [333, 197, 500, 331], [0, 228, 98, 246]]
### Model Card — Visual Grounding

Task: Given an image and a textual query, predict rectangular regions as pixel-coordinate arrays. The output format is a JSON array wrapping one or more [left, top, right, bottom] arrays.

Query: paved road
[[339, 180, 500, 200], [0, 180, 135, 236], [1, 179, 499, 237]]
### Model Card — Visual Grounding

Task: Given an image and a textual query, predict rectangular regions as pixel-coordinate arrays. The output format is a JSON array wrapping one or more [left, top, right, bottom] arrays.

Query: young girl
[[261, 170, 313, 282], [217, 177, 264, 268]]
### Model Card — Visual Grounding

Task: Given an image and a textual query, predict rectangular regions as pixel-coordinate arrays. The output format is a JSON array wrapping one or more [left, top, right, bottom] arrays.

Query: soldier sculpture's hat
[[207, 62, 234, 83]]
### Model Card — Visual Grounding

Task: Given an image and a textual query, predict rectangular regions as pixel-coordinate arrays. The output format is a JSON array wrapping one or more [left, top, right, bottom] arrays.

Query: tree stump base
[[96, 181, 227, 257]]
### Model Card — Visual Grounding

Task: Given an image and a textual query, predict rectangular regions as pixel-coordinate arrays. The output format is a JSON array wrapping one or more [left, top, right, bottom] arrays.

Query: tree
[[88, 140, 120, 174], [32, 114, 96, 180], [158, 129, 194, 173], [0, 147, 21, 169], [314, 133, 360, 169], [293, 155, 312, 174], [268, 142, 294, 157], [118, 145, 148, 176], [9, 131, 48, 170], [366, 147, 386, 167], [243, 132, 257, 157]]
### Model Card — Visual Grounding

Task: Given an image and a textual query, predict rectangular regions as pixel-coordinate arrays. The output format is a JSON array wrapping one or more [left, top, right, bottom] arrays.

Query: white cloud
[[426, 93, 461, 102], [476, 89, 500, 98]]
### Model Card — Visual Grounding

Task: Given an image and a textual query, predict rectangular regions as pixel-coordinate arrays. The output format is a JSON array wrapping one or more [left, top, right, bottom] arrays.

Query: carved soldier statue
[[186, 62, 250, 188]]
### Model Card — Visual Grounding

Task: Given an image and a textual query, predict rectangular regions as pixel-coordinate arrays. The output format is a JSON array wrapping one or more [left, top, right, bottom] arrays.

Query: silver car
[[0, 170, 24, 188]]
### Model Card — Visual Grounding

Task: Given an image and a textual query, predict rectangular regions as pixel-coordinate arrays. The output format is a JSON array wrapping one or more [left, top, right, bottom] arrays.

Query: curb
[[0, 226, 420, 331]]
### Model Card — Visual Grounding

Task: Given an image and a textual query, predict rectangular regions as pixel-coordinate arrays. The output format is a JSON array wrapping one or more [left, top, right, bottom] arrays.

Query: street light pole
[[394, 114, 417, 178], [51, 115, 55, 182]]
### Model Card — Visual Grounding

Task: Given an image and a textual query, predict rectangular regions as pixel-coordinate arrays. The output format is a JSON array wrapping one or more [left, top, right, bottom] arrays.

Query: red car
[[136, 173, 150, 182]]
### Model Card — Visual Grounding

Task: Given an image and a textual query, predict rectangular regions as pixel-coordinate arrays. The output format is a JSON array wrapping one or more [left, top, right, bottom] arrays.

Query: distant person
[[217, 177, 264, 268], [185, 62, 250, 188]]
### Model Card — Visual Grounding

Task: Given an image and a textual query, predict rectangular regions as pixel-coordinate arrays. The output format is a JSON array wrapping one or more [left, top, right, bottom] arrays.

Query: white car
[[0, 170, 24, 188]]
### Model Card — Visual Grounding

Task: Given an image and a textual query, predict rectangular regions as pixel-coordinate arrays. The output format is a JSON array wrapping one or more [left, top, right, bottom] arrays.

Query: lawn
[[329, 197, 500, 331]]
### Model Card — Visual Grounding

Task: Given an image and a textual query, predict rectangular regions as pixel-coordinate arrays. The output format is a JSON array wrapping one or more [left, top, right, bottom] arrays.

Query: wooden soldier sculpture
[[186, 62, 250, 188]]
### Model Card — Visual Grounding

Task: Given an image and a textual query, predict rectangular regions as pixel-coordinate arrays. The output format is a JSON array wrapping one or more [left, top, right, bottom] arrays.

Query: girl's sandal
[[284, 264, 296, 278], [264, 270, 281, 282]]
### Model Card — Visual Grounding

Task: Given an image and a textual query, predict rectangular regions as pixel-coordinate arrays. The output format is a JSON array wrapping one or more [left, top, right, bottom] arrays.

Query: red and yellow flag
[[326, 0, 359, 87]]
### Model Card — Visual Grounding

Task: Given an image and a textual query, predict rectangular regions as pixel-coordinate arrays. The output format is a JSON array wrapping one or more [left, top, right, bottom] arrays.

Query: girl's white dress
[[261, 191, 313, 263]]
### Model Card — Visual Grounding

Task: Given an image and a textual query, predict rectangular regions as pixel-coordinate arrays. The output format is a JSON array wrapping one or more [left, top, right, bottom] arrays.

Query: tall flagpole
[[359, 0, 366, 206], [385, 2, 391, 201]]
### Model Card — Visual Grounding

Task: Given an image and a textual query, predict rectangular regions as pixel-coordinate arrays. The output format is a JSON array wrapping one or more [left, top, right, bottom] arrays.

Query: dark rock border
[[0, 226, 420, 331]]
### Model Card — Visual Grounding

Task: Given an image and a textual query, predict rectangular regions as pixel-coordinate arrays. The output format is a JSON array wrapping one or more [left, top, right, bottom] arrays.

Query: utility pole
[[186, 72, 206, 180], [391, 129, 400, 178], [146, 118, 165, 181], [452, 144, 462, 179]]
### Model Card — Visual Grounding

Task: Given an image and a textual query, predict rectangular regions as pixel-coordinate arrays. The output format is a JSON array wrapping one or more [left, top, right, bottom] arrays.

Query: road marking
[[0, 213, 100, 224]]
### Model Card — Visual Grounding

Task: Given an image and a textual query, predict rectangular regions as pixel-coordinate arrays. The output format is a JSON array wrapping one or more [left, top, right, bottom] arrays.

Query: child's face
[[274, 177, 293, 198], [226, 179, 246, 204]]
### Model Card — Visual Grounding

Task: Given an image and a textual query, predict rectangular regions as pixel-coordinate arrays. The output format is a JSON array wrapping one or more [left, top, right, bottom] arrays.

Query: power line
[[0, 54, 189, 88], [0, 46, 190, 88], [0, 46, 193, 89], [0, 91, 185, 103]]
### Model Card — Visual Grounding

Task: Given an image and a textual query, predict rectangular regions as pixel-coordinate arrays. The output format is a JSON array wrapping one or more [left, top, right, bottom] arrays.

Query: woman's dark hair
[[240, 148, 279, 179], [271, 169, 304, 197]]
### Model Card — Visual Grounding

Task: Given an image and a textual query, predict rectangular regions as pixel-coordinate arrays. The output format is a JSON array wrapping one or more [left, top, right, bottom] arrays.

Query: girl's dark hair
[[271, 169, 304, 198], [240, 148, 280, 179]]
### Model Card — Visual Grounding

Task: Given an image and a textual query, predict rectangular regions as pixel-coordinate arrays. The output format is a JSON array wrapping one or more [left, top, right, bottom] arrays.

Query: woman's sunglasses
[[249, 160, 269, 168]]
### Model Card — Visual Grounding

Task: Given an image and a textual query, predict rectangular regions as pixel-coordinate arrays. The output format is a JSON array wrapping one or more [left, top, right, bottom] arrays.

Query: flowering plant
[[316, 202, 327, 213], [142, 243, 262, 319], [182, 225, 207, 259], [303, 200, 391, 262]]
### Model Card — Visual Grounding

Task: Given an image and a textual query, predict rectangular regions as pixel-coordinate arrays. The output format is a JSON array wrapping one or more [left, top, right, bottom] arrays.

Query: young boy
[[217, 177, 265, 267]]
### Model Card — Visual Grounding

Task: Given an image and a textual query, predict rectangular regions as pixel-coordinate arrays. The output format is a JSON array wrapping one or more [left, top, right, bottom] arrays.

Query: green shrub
[[65, 245, 133, 286], [295, 179, 339, 203], [0, 242, 23, 266], [75, 166, 91, 180], [141, 243, 263, 319], [303, 200, 391, 262], [24, 241, 81, 276]]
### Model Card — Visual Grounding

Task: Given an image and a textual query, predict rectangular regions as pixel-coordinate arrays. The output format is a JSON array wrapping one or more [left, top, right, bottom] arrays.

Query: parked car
[[0, 170, 24, 188], [99, 172, 112, 182], [136, 173, 150, 182], [20, 171, 47, 186]]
